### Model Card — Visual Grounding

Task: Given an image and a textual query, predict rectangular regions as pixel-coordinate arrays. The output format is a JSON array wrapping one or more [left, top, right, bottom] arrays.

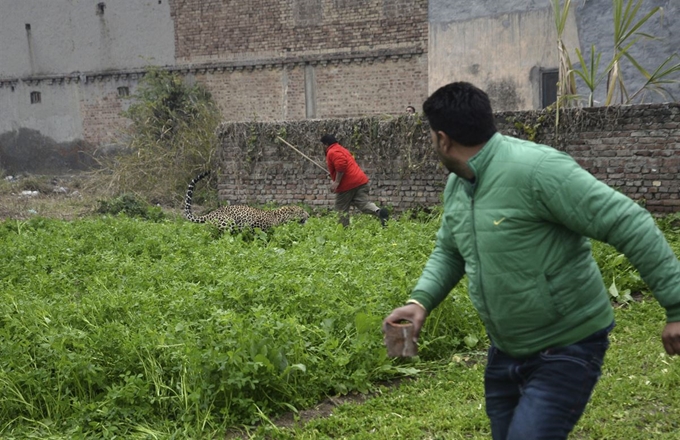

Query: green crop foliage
[[0, 212, 677, 438]]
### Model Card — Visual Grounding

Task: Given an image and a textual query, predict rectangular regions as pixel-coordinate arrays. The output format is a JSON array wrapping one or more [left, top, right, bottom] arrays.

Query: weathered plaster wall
[[429, 0, 550, 20], [429, 6, 579, 111], [0, 76, 135, 173], [0, 81, 83, 143], [0, 0, 174, 172], [428, 0, 680, 110], [0, 0, 175, 78]]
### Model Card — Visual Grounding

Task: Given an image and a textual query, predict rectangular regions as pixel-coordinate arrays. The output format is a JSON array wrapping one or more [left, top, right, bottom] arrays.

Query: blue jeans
[[485, 322, 614, 440]]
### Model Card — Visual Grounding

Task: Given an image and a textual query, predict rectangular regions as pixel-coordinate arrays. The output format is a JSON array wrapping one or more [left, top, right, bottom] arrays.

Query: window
[[97, 3, 106, 15], [117, 86, 130, 97], [30, 91, 41, 104], [541, 69, 559, 108], [25, 24, 31, 31]]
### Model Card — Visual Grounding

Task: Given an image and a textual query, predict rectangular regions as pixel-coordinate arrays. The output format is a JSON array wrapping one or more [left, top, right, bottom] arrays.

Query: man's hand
[[383, 303, 427, 342], [330, 180, 339, 192], [662, 321, 680, 355]]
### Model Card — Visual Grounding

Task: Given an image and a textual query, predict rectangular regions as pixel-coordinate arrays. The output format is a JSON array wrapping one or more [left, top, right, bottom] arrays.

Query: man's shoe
[[378, 208, 389, 227]]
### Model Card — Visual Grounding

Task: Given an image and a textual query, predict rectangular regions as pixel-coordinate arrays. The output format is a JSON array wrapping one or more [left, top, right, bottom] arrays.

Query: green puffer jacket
[[410, 133, 680, 357]]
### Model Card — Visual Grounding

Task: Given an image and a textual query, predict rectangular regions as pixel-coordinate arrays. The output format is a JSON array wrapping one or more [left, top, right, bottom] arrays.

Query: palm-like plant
[[552, 0, 578, 107], [627, 53, 680, 104], [556, 0, 679, 107], [605, 0, 677, 105], [572, 45, 603, 107]]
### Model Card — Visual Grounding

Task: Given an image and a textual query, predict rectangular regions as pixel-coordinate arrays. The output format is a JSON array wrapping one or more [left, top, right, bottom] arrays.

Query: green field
[[1, 212, 679, 439]]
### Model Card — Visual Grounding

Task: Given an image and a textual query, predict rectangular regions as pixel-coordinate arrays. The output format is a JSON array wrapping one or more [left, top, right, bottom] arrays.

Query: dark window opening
[[541, 70, 559, 108], [30, 91, 41, 104], [97, 3, 106, 15], [117, 86, 129, 97], [25, 24, 31, 31]]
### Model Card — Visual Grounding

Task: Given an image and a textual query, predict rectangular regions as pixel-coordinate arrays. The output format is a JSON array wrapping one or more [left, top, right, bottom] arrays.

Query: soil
[[0, 172, 185, 221], [0, 173, 96, 221]]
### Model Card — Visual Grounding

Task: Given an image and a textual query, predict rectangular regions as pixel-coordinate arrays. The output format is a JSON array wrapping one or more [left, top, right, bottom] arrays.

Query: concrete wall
[[0, 0, 175, 78], [428, 0, 680, 110], [0, 75, 136, 173], [0, 0, 174, 173], [429, 5, 579, 111]]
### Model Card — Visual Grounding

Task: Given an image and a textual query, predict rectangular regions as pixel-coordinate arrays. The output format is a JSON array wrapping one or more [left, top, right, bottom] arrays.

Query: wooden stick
[[276, 136, 329, 174]]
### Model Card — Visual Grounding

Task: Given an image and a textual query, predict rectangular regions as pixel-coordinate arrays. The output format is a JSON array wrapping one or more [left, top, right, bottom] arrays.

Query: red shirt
[[325, 143, 369, 193]]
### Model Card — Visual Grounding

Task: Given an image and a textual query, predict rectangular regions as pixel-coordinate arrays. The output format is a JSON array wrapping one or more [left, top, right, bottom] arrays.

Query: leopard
[[184, 171, 309, 232]]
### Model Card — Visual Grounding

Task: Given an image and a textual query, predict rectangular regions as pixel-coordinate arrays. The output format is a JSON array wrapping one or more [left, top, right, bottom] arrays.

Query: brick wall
[[170, 0, 428, 64], [217, 103, 680, 214], [216, 115, 444, 209], [498, 103, 680, 213], [80, 87, 129, 146], [170, 0, 429, 122], [190, 54, 428, 121]]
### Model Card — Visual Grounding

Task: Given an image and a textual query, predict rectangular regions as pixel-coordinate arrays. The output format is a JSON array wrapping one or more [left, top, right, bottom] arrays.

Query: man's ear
[[435, 130, 453, 152]]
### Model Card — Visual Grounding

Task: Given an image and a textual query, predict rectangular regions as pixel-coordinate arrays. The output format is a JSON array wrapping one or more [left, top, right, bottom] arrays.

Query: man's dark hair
[[320, 134, 338, 146], [422, 82, 497, 146]]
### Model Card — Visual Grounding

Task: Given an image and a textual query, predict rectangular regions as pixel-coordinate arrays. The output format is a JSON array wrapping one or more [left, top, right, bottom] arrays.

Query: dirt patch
[[0, 172, 184, 221], [225, 378, 411, 439], [0, 173, 95, 221]]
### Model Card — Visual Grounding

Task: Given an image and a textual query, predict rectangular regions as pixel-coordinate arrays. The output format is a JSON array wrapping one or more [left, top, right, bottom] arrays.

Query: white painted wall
[[0, 82, 83, 141], [0, 0, 175, 78]]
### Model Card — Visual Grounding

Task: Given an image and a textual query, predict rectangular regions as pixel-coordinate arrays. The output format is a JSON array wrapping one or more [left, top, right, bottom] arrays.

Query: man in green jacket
[[383, 82, 680, 439]]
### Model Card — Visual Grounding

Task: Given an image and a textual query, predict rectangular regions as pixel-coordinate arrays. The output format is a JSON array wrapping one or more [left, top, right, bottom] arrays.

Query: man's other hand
[[662, 321, 680, 355]]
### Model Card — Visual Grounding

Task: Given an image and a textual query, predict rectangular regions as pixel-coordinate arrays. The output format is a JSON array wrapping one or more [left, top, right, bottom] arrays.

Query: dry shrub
[[91, 68, 221, 207]]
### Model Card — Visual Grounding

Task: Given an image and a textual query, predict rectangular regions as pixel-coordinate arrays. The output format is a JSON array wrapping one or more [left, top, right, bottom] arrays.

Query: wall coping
[[0, 46, 425, 87]]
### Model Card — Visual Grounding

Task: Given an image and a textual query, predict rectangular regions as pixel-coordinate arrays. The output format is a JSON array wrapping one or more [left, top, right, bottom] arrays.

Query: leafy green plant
[[1, 212, 675, 438], [573, 45, 608, 107], [96, 193, 165, 221], [605, 0, 663, 105]]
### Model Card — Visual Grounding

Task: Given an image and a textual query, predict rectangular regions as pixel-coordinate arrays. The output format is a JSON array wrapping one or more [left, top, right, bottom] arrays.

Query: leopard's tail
[[184, 171, 210, 223]]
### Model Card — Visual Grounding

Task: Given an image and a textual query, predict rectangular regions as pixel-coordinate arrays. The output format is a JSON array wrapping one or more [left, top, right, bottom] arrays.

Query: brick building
[[0, 0, 677, 173], [0, 0, 428, 173]]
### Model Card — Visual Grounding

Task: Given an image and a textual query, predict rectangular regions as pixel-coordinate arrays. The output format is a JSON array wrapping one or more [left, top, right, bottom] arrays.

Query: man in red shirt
[[321, 134, 389, 227]]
